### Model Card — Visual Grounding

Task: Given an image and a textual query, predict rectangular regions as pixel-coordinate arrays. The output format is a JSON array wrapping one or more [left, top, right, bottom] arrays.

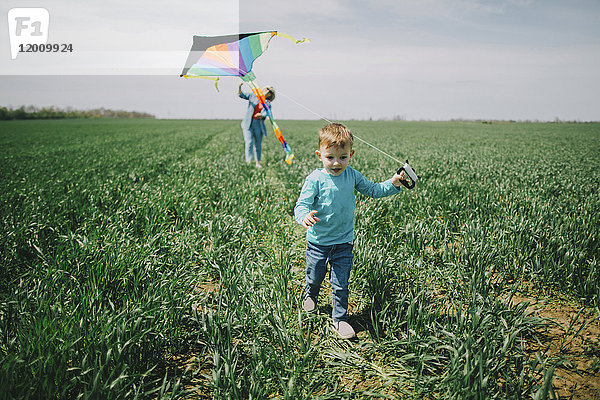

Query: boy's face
[[316, 144, 354, 176]]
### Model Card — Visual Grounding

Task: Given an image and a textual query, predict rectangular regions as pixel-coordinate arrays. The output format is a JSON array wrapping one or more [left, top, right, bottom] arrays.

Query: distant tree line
[[0, 105, 155, 120]]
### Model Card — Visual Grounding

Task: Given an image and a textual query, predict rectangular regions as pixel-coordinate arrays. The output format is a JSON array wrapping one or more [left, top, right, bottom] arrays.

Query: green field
[[1, 119, 599, 399]]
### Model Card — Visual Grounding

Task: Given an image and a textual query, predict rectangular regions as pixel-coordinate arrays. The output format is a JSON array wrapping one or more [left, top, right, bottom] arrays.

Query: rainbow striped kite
[[181, 31, 308, 165]]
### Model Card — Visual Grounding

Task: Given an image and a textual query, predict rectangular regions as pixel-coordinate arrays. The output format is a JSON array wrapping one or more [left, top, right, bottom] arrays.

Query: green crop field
[[1, 118, 599, 399]]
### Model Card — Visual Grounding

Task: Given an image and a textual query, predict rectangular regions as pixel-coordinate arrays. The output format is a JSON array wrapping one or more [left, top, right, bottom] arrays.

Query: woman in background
[[238, 83, 275, 169]]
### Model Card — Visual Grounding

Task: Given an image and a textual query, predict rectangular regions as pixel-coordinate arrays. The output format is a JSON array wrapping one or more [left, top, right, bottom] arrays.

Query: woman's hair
[[318, 123, 354, 149], [264, 86, 275, 101]]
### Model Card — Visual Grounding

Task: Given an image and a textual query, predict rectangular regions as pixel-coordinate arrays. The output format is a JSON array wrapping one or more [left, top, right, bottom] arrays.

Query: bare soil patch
[[509, 294, 600, 399]]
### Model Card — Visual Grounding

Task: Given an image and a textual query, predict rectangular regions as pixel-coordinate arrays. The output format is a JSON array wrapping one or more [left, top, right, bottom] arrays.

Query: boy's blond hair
[[318, 123, 354, 149]]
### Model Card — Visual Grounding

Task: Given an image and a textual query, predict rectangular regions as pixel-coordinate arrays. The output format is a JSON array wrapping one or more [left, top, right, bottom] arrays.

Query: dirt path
[[510, 294, 600, 399]]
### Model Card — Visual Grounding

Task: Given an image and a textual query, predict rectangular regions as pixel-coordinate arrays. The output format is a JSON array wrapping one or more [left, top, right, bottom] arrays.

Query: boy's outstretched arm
[[355, 168, 408, 197]]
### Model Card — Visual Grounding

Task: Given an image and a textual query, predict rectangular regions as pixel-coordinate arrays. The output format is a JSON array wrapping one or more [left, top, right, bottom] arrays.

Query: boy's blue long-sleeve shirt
[[294, 166, 401, 246]]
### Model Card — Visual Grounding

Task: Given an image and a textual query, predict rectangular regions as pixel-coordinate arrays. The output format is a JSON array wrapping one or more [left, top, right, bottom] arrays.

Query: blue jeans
[[305, 241, 354, 322], [243, 119, 264, 162]]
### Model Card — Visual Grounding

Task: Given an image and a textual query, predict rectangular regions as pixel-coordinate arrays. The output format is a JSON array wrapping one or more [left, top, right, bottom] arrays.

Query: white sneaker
[[302, 297, 316, 312], [255, 162, 262, 169], [334, 321, 355, 339]]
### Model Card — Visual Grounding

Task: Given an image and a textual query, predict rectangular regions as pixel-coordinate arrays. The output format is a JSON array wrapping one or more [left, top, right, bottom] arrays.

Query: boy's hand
[[302, 210, 320, 228], [392, 170, 408, 188]]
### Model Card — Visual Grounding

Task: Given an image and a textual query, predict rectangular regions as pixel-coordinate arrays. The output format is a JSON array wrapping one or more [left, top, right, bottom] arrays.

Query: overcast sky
[[1, 0, 599, 121]]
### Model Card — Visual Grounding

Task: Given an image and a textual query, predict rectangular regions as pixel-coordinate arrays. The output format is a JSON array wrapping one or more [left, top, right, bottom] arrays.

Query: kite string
[[277, 91, 404, 165]]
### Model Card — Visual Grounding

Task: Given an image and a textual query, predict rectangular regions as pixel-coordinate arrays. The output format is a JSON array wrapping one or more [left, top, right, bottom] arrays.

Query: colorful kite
[[181, 31, 308, 165]]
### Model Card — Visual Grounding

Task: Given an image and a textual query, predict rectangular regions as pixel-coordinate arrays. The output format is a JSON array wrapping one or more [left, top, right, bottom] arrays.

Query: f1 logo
[[7, 8, 50, 59]]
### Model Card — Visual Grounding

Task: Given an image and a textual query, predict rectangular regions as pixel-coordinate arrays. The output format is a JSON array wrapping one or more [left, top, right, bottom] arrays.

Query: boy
[[294, 123, 407, 339]]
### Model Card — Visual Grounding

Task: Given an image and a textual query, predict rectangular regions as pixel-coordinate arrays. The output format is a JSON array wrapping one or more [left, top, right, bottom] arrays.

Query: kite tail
[[181, 74, 220, 91], [242, 71, 294, 165], [275, 32, 311, 44]]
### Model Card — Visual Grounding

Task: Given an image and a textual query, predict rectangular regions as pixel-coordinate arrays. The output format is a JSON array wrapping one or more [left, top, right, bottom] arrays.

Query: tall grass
[[1, 119, 598, 398]]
